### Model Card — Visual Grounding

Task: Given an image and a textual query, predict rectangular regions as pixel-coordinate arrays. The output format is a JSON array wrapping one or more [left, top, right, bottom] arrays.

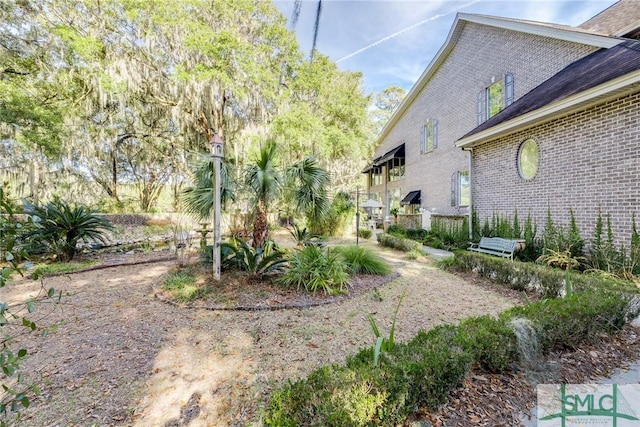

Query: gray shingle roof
[[579, 0, 640, 37]]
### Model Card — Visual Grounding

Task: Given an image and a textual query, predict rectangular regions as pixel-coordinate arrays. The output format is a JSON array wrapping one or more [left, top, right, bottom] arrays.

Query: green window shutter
[[451, 172, 458, 206], [505, 73, 514, 106], [476, 91, 483, 125], [433, 119, 438, 149], [420, 124, 426, 153]]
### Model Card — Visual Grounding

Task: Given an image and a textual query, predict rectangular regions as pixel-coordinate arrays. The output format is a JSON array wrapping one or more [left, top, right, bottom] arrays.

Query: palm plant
[[286, 156, 330, 230], [278, 245, 349, 295], [182, 154, 235, 220], [221, 238, 287, 277], [245, 141, 330, 249], [24, 200, 114, 261], [183, 141, 330, 251], [288, 224, 319, 248], [245, 142, 282, 249]]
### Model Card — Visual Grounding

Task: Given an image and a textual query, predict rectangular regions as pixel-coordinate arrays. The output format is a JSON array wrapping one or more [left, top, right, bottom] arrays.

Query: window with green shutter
[[420, 119, 438, 154]]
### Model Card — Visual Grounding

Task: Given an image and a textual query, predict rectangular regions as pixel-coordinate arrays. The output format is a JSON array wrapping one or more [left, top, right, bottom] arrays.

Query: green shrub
[[395, 326, 473, 411], [265, 363, 409, 427], [23, 200, 114, 261], [452, 251, 639, 297], [430, 215, 469, 249], [423, 234, 444, 250], [454, 316, 518, 372], [266, 325, 472, 426], [405, 228, 428, 242], [377, 233, 421, 252], [279, 246, 349, 295], [502, 290, 628, 353], [309, 191, 354, 237], [220, 238, 287, 276], [335, 245, 391, 275], [386, 224, 406, 237], [357, 228, 372, 239]]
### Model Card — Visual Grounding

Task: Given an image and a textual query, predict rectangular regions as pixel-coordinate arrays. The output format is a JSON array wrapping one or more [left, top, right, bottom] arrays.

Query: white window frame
[[451, 170, 470, 207], [477, 73, 514, 125], [420, 119, 438, 154]]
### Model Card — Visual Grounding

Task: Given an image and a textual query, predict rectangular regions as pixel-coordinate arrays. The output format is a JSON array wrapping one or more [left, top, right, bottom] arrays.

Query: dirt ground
[[2, 237, 638, 426]]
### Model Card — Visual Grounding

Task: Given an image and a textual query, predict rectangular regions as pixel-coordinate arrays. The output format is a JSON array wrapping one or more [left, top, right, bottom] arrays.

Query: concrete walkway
[[422, 245, 454, 259]]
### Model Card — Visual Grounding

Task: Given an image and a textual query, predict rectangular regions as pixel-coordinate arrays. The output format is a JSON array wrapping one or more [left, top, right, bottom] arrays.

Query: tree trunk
[[29, 156, 40, 203], [252, 200, 269, 249]]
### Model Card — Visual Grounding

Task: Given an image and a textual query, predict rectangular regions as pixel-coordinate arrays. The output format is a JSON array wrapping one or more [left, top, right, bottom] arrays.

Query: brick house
[[365, 1, 640, 247], [456, 5, 640, 248]]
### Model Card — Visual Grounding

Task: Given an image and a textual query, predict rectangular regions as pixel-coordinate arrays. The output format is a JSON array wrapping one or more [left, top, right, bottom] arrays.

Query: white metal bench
[[468, 237, 518, 260]]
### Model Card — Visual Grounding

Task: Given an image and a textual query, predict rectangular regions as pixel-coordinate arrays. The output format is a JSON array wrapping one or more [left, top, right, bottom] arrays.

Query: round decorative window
[[518, 139, 539, 180]]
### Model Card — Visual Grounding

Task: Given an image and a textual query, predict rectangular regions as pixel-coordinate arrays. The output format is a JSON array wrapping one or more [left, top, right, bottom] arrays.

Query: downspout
[[463, 146, 473, 240]]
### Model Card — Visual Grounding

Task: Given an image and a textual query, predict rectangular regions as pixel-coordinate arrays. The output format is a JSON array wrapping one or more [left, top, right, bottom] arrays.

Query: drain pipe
[[463, 146, 473, 240]]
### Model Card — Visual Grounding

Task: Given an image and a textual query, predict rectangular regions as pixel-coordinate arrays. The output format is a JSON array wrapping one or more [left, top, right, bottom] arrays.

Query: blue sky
[[273, 0, 619, 94]]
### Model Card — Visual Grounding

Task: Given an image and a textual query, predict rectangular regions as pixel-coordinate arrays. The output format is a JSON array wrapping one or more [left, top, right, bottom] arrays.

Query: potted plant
[[390, 207, 399, 223]]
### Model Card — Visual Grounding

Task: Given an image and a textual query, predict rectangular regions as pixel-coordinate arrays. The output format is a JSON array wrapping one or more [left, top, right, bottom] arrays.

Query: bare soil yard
[[3, 238, 638, 426]]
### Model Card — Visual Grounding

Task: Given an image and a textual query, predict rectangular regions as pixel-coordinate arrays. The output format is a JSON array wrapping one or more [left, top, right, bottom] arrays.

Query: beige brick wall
[[370, 20, 598, 216], [472, 91, 640, 249]]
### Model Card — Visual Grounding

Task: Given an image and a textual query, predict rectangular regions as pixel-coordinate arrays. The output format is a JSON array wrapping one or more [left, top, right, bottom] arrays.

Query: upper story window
[[451, 170, 470, 207], [370, 166, 383, 187], [387, 157, 405, 182], [420, 119, 438, 153], [477, 73, 514, 125]]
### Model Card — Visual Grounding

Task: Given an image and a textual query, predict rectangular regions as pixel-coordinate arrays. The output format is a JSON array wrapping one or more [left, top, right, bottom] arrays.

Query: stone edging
[[38, 256, 177, 278], [151, 271, 401, 311]]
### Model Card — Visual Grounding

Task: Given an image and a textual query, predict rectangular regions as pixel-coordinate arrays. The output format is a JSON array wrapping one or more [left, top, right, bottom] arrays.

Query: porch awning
[[373, 143, 405, 166], [400, 190, 421, 205], [362, 164, 383, 174]]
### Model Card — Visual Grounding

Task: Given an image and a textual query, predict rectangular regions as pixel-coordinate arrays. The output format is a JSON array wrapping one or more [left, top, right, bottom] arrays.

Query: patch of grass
[[405, 248, 423, 260], [435, 255, 456, 270], [335, 245, 391, 275], [161, 268, 213, 303], [30, 260, 99, 278]]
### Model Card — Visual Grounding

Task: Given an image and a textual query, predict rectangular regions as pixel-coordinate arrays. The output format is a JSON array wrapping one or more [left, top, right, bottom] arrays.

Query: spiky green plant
[[278, 245, 348, 295], [221, 238, 287, 277], [335, 245, 391, 275], [367, 293, 405, 366], [24, 200, 114, 261]]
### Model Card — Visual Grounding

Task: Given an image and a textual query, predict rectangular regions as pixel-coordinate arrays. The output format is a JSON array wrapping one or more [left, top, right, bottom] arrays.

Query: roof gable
[[375, 12, 624, 145]]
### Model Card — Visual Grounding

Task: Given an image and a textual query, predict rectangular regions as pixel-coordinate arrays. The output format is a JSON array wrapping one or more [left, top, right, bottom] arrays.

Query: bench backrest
[[478, 237, 517, 252]]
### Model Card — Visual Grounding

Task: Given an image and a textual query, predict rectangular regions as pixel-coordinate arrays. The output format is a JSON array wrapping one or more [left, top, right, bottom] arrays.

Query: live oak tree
[[0, 0, 375, 214]]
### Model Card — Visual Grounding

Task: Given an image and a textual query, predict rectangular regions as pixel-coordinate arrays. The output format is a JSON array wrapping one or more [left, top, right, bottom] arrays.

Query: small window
[[477, 73, 514, 123], [370, 167, 383, 187], [450, 170, 470, 207], [518, 139, 539, 180], [388, 187, 403, 213], [420, 119, 438, 153], [387, 157, 405, 182], [486, 81, 503, 119]]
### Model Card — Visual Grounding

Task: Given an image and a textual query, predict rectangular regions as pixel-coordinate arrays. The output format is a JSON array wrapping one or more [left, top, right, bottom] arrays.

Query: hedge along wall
[[453, 251, 640, 298]]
